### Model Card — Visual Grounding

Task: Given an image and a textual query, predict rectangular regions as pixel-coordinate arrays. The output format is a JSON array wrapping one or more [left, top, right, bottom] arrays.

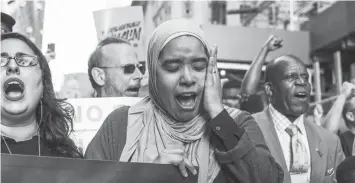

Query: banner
[[2, 154, 198, 183], [57, 73, 94, 98], [93, 6, 145, 61], [68, 97, 142, 152]]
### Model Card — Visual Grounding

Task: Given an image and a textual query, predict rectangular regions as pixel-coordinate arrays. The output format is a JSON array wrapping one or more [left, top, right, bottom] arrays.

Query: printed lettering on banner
[[67, 97, 142, 152], [93, 6, 145, 61]]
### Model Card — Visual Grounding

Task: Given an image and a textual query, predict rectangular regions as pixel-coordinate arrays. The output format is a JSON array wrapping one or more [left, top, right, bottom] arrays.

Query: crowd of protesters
[[2, 11, 355, 183]]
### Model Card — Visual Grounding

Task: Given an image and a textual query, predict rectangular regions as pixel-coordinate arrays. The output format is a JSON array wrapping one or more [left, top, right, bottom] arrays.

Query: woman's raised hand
[[203, 45, 228, 119]]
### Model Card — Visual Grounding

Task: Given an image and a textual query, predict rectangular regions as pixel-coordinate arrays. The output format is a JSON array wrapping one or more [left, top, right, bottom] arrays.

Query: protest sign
[[67, 97, 142, 152], [2, 154, 198, 183], [93, 6, 145, 61], [57, 73, 94, 99]]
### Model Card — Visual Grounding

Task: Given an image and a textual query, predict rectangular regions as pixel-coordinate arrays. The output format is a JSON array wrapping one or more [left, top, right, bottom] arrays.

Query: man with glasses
[[88, 37, 144, 97], [1, 12, 16, 34]]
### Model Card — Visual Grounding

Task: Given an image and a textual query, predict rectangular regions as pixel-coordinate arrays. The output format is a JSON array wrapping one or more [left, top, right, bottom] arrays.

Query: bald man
[[252, 55, 345, 183]]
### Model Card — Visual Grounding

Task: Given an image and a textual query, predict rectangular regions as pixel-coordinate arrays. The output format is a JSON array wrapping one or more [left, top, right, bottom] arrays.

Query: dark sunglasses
[[1, 55, 39, 67], [99, 63, 145, 74]]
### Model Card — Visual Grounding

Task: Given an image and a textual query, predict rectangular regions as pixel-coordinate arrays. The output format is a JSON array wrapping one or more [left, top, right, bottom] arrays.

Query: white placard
[[68, 97, 142, 152], [93, 6, 145, 61]]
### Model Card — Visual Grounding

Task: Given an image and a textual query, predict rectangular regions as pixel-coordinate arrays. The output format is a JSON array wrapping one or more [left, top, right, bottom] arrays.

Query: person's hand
[[340, 81, 355, 99], [204, 45, 228, 119], [153, 149, 197, 177], [264, 35, 283, 52], [313, 104, 323, 126]]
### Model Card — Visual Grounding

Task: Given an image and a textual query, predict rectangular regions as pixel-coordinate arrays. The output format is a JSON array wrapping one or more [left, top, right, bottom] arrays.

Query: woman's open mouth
[[175, 92, 196, 110], [3, 78, 25, 101]]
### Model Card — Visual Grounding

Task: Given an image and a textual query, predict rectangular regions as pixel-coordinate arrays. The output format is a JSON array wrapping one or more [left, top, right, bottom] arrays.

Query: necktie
[[352, 137, 355, 156], [285, 124, 310, 174]]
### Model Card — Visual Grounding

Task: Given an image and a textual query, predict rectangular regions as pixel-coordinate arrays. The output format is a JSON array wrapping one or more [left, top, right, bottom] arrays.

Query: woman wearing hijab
[[85, 19, 283, 183], [1, 32, 83, 158]]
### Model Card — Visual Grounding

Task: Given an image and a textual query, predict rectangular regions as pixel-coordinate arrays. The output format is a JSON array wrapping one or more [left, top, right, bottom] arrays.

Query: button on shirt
[[269, 105, 311, 183]]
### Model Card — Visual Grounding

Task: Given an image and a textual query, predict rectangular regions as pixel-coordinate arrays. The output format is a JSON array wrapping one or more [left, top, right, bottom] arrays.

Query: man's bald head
[[264, 54, 311, 121], [265, 54, 306, 83]]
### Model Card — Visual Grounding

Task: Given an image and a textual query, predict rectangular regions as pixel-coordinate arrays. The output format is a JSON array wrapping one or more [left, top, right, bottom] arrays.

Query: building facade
[[131, 1, 309, 106], [2, 0, 46, 49]]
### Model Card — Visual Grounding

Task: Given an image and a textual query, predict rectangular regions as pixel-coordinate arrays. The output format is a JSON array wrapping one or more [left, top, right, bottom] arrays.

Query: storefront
[[302, 1, 355, 106], [202, 24, 311, 104]]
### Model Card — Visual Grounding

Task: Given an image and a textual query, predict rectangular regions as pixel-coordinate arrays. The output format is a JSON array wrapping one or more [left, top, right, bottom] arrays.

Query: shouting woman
[[85, 19, 283, 183], [1, 33, 82, 158]]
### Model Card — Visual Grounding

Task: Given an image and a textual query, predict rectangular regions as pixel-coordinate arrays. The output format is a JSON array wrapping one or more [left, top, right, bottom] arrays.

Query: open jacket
[[253, 107, 345, 183], [85, 106, 284, 183]]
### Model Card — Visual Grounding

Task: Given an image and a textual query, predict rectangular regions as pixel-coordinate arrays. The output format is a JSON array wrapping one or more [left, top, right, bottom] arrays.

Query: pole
[[313, 60, 322, 103], [289, 0, 295, 31], [310, 95, 337, 107], [333, 51, 343, 94]]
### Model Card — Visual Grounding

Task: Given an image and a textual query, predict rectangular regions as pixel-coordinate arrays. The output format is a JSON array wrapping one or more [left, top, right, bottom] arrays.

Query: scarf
[[120, 19, 241, 183]]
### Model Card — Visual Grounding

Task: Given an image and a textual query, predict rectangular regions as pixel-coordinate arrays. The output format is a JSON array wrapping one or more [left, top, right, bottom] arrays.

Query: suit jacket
[[253, 107, 345, 183]]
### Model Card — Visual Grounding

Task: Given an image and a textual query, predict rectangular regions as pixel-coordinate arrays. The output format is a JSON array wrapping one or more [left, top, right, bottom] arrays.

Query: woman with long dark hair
[[1, 32, 82, 158]]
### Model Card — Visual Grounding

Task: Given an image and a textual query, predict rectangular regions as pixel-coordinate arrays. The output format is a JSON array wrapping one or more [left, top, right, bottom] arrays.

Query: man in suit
[[253, 55, 345, 183]]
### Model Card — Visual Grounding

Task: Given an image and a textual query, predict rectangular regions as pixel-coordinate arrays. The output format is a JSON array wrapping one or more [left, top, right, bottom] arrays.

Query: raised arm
[[240, 35, 282, 96], [322, 82, 355, 132]]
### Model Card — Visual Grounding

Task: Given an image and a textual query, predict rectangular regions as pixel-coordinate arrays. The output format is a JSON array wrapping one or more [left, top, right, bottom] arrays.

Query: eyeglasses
[[99, 63, 145, 74], [1, 55, 39, 67]]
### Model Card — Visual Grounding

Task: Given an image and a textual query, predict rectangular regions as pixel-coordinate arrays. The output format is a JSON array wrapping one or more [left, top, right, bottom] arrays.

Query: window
[[184, 1, 192, 18], [211, 1, 226, 25]]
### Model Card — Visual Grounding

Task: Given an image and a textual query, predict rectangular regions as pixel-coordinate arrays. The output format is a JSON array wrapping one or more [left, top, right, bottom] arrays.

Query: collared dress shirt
[[269, 105, 311, 183]]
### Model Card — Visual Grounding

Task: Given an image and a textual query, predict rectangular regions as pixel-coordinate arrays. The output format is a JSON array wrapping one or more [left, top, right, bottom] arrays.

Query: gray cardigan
[[85, 106, 284, 183]]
